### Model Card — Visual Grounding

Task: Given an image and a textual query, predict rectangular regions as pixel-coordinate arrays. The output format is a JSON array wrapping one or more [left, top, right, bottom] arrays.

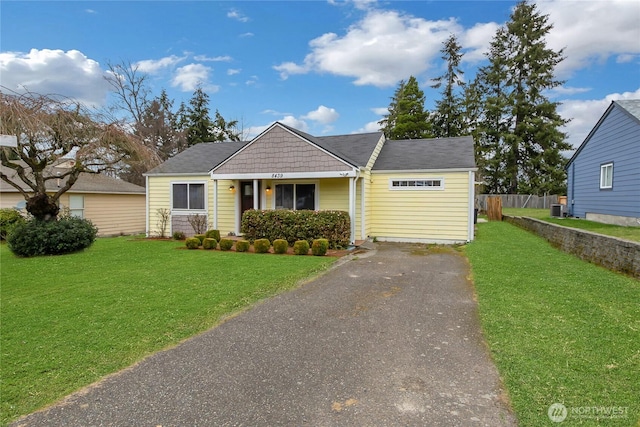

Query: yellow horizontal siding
[[318, 179, 349, 211], [369, 172, 470, 241], [0, 193, 23, 209], [215, 180, 236, 235]]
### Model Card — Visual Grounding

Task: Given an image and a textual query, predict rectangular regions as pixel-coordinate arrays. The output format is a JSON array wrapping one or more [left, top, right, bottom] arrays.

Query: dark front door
[[241, 181, 259, 214]]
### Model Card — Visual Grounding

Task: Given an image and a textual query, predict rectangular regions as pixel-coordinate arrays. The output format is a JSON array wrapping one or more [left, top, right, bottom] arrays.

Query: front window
[[275, 183, 316, 210], [389, 178, 444, 190], [600, 163, 613, 189], [172, 183, 205, 210]]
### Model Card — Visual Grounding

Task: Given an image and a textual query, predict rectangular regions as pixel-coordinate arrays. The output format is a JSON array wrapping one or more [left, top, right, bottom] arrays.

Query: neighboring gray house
[[566, 99, 640, 226]]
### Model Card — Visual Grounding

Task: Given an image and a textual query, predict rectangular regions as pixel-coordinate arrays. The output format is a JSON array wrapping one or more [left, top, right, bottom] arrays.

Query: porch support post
[[213, 179, 218, 229], [360, 177, 366, 240], [253, 179, 259, 210], [349, 177, 356, 244]]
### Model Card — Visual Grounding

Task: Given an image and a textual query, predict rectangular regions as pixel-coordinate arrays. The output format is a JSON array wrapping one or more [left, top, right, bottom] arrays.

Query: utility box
[[550, 204, 564, 217]]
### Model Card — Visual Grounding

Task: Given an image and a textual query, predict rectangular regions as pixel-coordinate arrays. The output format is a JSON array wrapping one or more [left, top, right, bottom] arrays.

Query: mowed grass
[[0, 237, 334, 425], [466, 222, 640, 426], [503, 208, 640, 242]]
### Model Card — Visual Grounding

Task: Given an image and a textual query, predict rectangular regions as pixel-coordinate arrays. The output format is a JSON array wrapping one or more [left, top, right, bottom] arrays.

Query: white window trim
[[599, 163, 613, 190], [388, 178, 445, 190], [271, 180, 319, 210], [170, 181, 208, 213]]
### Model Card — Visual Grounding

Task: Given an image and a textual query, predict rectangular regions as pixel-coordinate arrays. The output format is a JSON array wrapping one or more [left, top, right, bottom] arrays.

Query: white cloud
[[616, 54, 636, 64], [227, 9, 249, 23], [353, 120, 382, 133], [551, 86, 592, 96], [459, 22, 500, 62], [171, 63, 218, 92], [0, 49, 109, 106], [303, 105, 339, 124], [195, 55, 233, 62], [135, 55, 185, 73], [245, 75, 259, 86], [370, 107, 388, 115], [227, 68, 241, 75], [239, 32, 254, 38], [537, 0, 640, 77], [274, 9, 460, 87], [280, 115, 309, 131], [559, 88, 640, 150], [85, 9, 97, 14]]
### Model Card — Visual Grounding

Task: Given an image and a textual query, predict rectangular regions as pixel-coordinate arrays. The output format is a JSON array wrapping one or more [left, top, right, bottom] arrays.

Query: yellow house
[[144, 122, 477, 244], [1, 162, 146, 236]]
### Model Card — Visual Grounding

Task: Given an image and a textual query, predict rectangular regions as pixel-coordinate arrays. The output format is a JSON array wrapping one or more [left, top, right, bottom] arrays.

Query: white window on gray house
[[172, 183, 205, 210], [275, 183, 316, 210], [68, 195, 84, 218], [600, 163, 613, 189], [389, 178, 444, 190]]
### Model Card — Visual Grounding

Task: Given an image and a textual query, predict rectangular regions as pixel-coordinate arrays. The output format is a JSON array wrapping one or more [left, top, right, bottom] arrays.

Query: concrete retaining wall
[[504, 216, 640, 279]]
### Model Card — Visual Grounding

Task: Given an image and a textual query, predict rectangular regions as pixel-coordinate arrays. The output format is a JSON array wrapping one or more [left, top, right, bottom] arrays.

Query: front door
[[240, 181, 259, 214]]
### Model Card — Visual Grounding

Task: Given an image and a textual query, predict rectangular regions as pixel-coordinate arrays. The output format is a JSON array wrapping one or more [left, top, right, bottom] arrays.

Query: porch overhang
[[209, 170, 358, 180]]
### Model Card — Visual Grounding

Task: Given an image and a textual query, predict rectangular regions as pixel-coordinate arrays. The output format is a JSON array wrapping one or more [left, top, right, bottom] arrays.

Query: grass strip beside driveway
[[502, 208, 640, 242], [465, 222, 640, 426], [0, 237, 333, 426]]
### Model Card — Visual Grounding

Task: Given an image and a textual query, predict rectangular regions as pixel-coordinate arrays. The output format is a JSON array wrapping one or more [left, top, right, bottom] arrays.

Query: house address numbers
[[271, 173, 284, 179]]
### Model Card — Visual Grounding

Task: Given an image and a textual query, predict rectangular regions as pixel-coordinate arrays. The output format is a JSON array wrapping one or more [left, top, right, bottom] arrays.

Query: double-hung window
[[275, 183, 316, 210], [68, 195, 84, 218], [600, 163, 613, 190], [172, 183, 205, 210]]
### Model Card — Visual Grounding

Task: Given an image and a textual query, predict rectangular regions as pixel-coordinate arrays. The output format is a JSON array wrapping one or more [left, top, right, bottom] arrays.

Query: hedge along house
[[144, 122, 477, 244], [566, 99, 640, 226]]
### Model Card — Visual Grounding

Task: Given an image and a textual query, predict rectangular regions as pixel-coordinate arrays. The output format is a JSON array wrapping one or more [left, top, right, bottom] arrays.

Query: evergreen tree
[[379, 76, 432, 140], [473, 1, 570, 195], [431, 34, 466, 138], [184, 87, 240, 146]]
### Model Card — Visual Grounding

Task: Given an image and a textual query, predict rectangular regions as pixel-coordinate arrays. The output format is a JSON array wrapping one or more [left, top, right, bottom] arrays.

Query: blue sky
[[1, 0, 639, 150]]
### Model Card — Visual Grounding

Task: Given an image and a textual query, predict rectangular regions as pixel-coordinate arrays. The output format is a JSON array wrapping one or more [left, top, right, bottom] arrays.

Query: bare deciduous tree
[[0, 89, 156, 221]]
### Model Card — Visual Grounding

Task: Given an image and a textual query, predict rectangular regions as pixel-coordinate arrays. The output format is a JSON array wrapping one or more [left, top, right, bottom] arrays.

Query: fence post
[[487, 196, 503, 221]]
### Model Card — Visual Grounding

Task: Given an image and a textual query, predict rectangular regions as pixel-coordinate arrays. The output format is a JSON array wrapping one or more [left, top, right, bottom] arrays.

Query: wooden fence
[[476, 194, 559, 211]]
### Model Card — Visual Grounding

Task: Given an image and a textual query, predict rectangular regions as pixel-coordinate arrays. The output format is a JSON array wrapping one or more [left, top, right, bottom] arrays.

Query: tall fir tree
[[379, 76, 432, 140], [431, 34, 466, 138], [184, 86, 240, 146], [473, 1, 570, 195]]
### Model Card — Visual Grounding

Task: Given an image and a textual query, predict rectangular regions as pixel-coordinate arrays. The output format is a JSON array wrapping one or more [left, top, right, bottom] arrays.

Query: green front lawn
[[502, 208, 640, 242], [0, 238, 334, 425], [466, 222, 640, 426]]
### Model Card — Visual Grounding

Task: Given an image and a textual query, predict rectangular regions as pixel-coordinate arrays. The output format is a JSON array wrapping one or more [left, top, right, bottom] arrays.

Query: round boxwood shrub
[[219, 238, 234, 251], [194, 234, 206, 244], [293, 240, 310, 255], [235, 239, 250, 252], [185, 237, 200, 249], [205, 229, 221, 242], [273, 239, 288, 254], [0, 208, 25, 240], [202, 238, 217, 250], [254, 238, 270, 254], [173, 231, 186, 240], [7, 216, 98, 257], [312, 238, 329, 256]]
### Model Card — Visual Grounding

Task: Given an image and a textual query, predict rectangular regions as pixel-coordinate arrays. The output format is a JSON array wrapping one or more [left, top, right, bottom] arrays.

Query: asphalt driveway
[[13, 243, 516, 426]]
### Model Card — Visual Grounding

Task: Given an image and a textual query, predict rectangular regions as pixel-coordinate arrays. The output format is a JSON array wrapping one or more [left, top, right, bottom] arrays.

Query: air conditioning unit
[[550, 204, 565, 218]]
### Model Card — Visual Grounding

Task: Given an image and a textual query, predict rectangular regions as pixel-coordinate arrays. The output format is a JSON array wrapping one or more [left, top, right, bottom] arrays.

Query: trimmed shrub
[[293, 240, 310, 255], [7, 216, 98, 257], [172, 231, 186, 240], [205, 229, 221, 242], [194, 234, 206, 244], [235, 239, 250, 252], [254, 238, 270, 253], [273, 239, 288, 254], [185, 237, 200, 249], [312, 238, 329, 256], [0, 208, 25, 240], [202, 238, 217, 250], [219, 238, 234, 251], [241, 209, 350, 249]]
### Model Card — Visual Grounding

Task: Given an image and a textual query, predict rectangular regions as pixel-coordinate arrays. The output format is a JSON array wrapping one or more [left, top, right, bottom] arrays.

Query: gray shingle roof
[[616, 99, 640, 122], [1, 163, 145, 194], [372, 136, 476, 171], [145, 141, 251, 175], [144, 123, 475, 175]]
